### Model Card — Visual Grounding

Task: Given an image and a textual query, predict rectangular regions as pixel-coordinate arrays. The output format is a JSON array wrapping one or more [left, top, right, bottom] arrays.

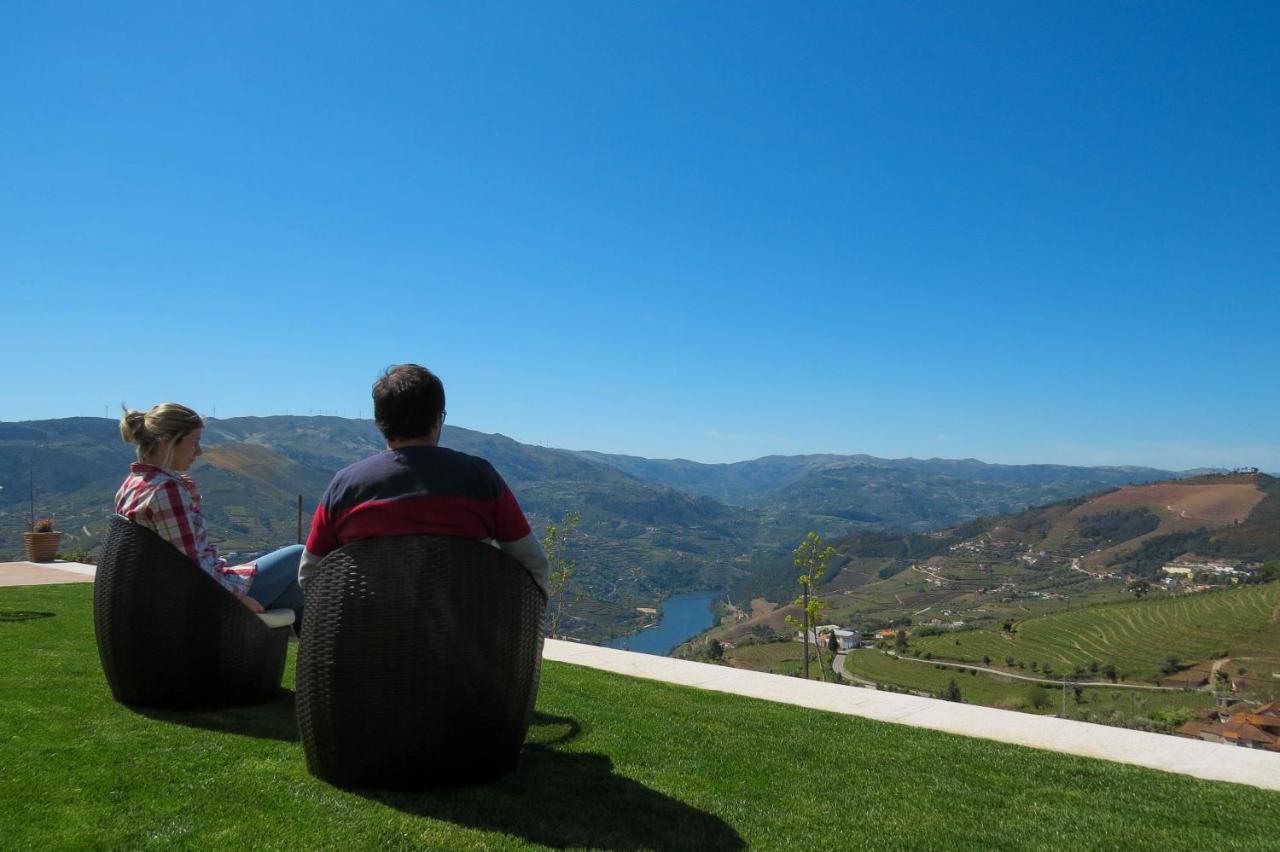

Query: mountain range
[[0, 415, 1193, 639], [574, 449, 1176, 529]]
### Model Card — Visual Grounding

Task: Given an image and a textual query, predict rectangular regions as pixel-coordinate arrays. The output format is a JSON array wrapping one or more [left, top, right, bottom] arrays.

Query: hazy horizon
[[3, 411, 1273, 475]]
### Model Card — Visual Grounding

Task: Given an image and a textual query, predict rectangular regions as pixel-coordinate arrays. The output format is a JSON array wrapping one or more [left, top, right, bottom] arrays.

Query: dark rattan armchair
[[296, 535, 547, 790], [93, 514, 292, 709]]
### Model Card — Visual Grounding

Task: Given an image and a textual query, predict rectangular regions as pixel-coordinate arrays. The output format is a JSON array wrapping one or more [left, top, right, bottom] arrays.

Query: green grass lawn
[[3, 584, 1279, 851]]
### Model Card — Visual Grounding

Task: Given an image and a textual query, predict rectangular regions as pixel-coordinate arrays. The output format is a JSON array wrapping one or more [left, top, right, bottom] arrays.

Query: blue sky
[[2, 2, 1277, 470]]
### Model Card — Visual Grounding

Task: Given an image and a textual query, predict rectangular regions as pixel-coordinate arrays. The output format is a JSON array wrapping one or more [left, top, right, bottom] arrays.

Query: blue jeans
[[246, 544, 304, 622]]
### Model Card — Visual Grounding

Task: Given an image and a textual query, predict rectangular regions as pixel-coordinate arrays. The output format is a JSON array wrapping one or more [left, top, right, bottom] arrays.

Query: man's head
[[373, 364, 446, 445]]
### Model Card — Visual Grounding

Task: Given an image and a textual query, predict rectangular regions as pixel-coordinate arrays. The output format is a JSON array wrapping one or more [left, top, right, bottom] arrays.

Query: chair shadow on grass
[[365, 712, 746, 851], [0, 610, 56, 622], [134, 689, 300, 743]]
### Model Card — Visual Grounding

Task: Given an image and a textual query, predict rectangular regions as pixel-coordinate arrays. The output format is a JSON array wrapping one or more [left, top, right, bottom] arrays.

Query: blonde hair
[[119, 402, 204, 469]]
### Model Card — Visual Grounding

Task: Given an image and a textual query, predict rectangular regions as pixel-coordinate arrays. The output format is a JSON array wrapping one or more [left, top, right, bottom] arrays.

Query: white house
[[831, 628, 861, 650]]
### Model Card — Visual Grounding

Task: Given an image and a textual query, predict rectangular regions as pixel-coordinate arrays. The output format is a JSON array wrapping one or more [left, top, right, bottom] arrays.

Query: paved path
[[0, 561, 96, 587], [544, 639, 1280, 793], [833, 652, 878, 688]]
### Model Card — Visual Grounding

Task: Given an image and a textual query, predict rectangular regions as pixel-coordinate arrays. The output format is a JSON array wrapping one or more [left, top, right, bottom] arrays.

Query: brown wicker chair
[[93, 514, 292, 709], [296, 535, 547, 790]]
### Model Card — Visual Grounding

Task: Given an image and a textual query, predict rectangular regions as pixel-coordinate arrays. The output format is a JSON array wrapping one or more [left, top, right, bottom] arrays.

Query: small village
[[1176, 703, 1280, 752]]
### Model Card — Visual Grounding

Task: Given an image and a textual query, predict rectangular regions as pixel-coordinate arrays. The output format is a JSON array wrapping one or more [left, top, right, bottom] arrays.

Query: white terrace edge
[[543, 639, 1280, 793]]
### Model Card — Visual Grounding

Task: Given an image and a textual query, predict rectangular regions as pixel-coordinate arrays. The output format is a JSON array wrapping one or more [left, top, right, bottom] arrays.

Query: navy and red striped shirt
[[300, 446, 547, 591]]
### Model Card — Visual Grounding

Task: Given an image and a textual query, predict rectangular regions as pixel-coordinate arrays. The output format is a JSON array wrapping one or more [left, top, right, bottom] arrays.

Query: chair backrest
[[93, 514, 288, 709], [296, 534, 547, 789]]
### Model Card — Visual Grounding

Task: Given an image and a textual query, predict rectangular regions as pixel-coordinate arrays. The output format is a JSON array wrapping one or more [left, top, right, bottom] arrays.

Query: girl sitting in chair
[[116, 402, 303, 621]]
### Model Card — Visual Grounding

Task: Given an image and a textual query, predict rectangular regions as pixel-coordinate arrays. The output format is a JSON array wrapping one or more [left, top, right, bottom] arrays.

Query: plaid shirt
[[114, 463, 256, 597]]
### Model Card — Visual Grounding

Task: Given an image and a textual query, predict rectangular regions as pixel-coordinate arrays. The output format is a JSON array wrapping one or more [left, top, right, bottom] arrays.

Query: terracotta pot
[[22, 531, 62, 562]]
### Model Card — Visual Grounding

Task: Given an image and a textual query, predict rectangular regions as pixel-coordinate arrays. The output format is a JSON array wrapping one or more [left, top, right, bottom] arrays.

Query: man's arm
[[488, 475, 551, 597], [298, 547, 324, 589], [298, 501, 338, 588], [498, 533, 550, 598]]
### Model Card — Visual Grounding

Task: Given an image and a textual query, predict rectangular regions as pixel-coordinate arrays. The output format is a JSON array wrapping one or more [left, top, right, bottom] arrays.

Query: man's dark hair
[[373, 364, 446, 441]]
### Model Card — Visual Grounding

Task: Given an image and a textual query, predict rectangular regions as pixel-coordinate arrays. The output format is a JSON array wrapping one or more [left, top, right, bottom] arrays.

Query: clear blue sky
[[2, 2, 1277, 470]]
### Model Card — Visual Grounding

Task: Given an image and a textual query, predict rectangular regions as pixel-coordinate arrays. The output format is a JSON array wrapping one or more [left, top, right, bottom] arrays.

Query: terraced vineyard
[[910, 581, 1280, 683]]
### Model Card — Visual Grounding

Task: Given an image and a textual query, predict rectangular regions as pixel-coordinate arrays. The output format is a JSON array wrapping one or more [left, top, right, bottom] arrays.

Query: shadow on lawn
[[0, 610, 56, 622], [367, 712, 746, 850], [136, 689, 299, 743]]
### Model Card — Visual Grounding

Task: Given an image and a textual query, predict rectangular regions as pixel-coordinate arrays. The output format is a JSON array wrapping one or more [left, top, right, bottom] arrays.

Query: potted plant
[[23, 517, 62, 562]]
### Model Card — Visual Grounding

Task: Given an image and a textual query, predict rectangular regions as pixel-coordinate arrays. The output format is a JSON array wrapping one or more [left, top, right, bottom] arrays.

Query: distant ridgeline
[[0, 415, 1204, 641]]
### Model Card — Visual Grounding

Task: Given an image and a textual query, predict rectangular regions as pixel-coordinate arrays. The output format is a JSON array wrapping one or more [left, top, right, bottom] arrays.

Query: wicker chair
[[296, 535, 547, 790], [93, 514, 292, 709]]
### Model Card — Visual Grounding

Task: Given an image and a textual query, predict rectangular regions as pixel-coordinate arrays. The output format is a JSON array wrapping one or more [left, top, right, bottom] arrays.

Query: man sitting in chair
[[299, 363, 549, 595]]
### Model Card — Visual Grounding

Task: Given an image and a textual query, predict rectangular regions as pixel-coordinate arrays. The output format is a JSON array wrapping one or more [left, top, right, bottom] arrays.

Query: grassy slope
[[841, 650, 1215, 713], [728, 641, 1214, 718], [3, 585, 1279, 851], [909, 581, 1280, 682]]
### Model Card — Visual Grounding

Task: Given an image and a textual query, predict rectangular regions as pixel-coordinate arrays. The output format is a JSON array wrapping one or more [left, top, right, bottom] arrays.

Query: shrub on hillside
[[1023, 688, 1050, 710], [1109, 530, 1211, 578], [1255, 560, 1280, 583], [1078, 508, 1160, 543]]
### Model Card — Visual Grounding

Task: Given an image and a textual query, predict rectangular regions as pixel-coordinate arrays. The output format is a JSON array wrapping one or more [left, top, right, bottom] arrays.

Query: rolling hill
[[0, 416, 1250, 642], [1, 417, 787, 640], [722, 473, 1280, 651], [712, 475, 1280, 730]]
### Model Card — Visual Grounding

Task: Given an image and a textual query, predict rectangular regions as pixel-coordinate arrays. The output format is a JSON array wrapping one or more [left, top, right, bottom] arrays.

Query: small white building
[[831, 628, 861, 651], [807, 625, 862, 650], [1163, 561, 1250, 579]]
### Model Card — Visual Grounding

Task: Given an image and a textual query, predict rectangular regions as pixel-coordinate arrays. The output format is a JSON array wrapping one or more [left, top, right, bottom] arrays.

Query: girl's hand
[[241, 595, 265, 613]]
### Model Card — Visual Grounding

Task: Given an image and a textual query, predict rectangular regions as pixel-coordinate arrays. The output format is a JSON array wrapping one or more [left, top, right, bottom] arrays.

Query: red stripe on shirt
[[326, 492, 531, 552], [304, 503, 337, 556]]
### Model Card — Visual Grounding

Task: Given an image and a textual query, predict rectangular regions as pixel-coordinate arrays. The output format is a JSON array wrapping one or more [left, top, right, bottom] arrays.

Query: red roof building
[[1175, 702, 1280, 751]]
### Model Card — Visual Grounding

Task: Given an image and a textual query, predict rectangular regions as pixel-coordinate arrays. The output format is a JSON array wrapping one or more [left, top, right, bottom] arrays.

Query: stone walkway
[[3, 566, 1275, 793], [0, 560, 96, 586], [544, 639, 1280, 793]]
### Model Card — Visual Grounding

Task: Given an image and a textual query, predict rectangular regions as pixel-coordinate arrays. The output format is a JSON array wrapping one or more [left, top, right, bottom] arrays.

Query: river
[[603, 589, 722, 656]]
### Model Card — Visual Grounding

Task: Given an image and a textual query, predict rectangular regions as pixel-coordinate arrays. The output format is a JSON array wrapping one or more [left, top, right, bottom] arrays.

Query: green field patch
[[910, 582, 1280, 683], [842, 650, 1214, 723], [727, 640, 817, 678]]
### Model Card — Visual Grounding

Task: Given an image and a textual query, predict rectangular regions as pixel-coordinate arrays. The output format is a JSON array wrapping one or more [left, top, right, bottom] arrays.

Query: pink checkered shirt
[[114, 463, 256, 596]]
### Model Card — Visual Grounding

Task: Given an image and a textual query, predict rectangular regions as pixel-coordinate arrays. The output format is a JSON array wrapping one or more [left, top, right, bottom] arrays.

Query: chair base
[[106, 625, 291, 711], [94, 515, 294, 712], [297, 535, 546, 791]]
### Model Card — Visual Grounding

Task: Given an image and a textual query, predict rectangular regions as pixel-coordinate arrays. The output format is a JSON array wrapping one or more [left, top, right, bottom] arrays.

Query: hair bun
[[119, 408, 150, 445]]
